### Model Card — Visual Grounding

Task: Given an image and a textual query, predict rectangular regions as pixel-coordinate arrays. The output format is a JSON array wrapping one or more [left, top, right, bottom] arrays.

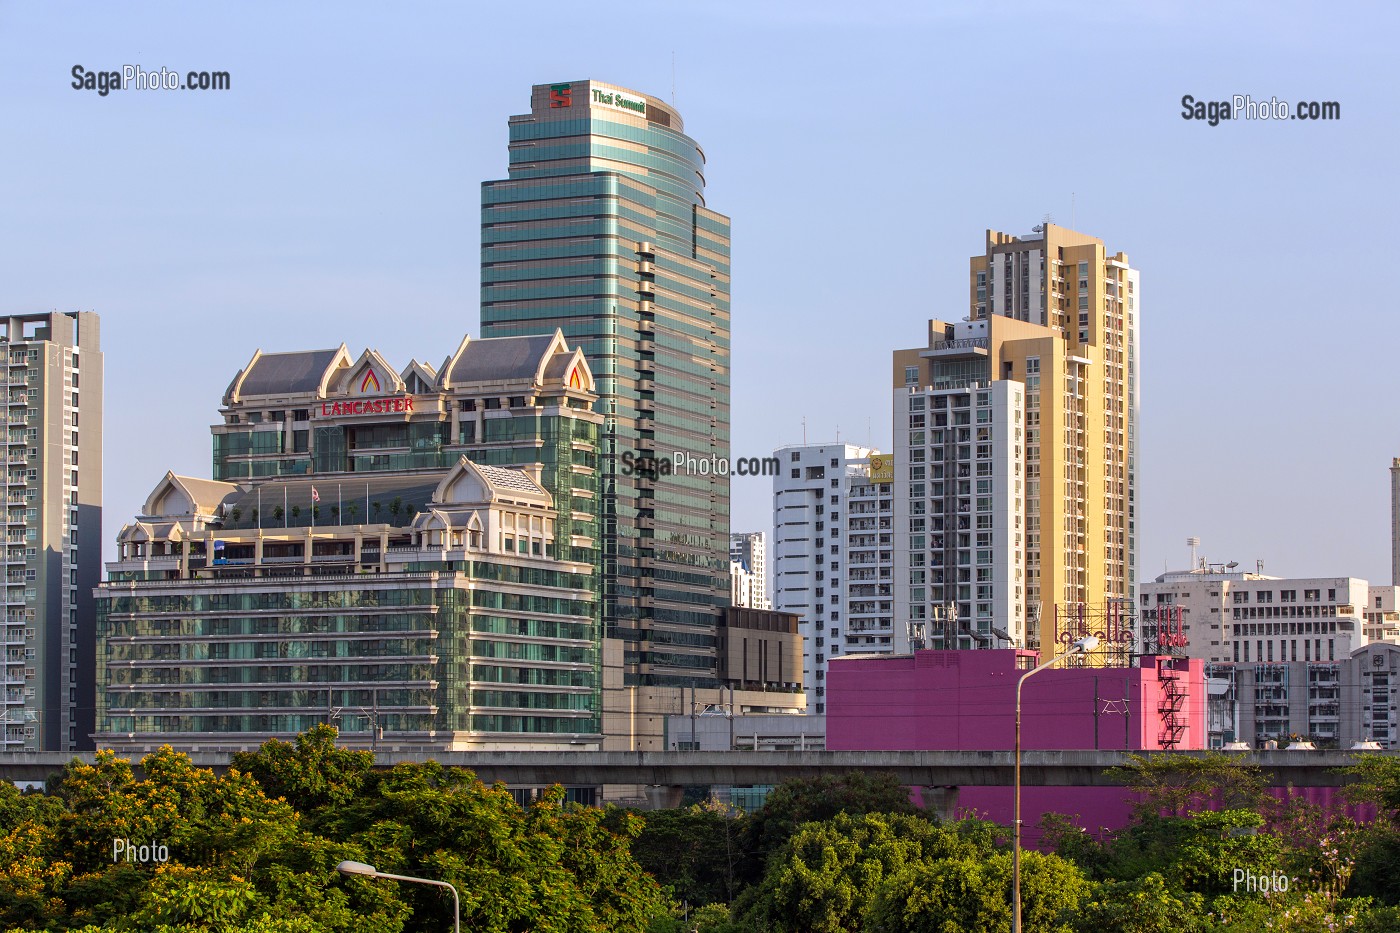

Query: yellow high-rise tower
[[892, 224, 1139, 656]]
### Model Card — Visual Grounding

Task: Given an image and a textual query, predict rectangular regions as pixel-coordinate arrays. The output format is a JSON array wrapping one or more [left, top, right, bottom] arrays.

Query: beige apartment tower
[[893, 224, 1139, 656], [1, 313, 102, 751]]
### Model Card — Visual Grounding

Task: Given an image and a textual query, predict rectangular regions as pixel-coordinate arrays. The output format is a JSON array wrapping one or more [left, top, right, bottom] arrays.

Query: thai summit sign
[[591, 86, 646, 116]]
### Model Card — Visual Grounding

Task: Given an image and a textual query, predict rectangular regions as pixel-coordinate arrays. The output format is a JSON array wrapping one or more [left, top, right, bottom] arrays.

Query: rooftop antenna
[[671, 52, 676, 107], [1187, 536, 1200, 569], [1071, 192, 1076, 230], [1257, 559, 1264, 575], [802, 416, 807, 445]]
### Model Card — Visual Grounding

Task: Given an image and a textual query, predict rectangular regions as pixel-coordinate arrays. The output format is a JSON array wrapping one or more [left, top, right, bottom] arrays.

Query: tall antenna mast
[[671, 52, 676, 106]]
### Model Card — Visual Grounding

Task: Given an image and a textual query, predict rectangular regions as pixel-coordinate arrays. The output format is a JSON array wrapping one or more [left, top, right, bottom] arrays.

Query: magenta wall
[[925, 785, 1377, 850], [836, 655, 1369, 845], [827, 649, 1207, 752]]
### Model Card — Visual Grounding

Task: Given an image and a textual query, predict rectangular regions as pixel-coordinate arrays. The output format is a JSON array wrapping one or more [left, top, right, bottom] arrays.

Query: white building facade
[[772, 444, 896, 713], [729, 531, 770, 609], [730, 560, 755, 608], [893, 377, 1025, 649], [1366, 585, 1400, 643], [1140, 567, 1369, 665]]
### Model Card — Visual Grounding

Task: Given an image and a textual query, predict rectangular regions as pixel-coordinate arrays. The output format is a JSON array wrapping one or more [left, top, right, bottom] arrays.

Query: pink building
[[827, 649, 1209, 844], [828, 649, 1208, 752]]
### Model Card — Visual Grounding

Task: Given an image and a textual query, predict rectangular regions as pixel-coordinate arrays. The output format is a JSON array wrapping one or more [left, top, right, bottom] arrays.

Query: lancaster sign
[[317, 397, 415, 417]]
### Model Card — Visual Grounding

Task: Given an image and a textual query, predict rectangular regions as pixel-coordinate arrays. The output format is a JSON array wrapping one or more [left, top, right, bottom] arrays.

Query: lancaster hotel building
[[891, 224, 1139, 655], [95, 332, 608, 752]]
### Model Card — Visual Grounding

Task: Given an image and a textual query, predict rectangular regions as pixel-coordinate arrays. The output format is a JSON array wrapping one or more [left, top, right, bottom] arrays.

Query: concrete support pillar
[[641, 785, 684, 810], [920, 785, 960, 821]]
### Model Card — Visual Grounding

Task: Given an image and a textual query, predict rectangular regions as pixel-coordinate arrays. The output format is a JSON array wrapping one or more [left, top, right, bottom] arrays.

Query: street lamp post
[[1012, 635, 1098, 933], [337, 860, 460, 933]]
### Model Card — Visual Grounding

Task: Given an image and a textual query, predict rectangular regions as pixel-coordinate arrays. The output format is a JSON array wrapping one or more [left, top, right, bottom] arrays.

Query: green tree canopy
[[738, 771, 919, 882], [1106, 751, 1266, 818]]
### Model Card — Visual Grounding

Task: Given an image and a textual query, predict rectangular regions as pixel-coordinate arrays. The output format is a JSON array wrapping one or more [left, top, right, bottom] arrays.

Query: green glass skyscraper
[[481, 80, 731, 689]]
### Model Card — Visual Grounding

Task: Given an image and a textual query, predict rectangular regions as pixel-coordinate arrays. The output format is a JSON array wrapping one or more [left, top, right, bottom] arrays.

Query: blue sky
[[1, 1, 1396, 582]]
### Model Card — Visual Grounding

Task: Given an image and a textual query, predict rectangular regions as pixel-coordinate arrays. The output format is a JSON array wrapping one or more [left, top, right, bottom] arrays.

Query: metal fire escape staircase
[[1157, 658, 1187, 749]]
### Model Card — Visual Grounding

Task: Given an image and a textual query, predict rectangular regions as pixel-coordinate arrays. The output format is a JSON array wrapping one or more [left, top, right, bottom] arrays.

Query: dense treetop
[[4, 734, 1400, 931]]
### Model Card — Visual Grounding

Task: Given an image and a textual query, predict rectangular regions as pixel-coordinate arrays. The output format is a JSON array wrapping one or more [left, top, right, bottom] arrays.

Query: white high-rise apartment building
[[729, 531, 769, 609], [773, 444, 896, 713], [893, 375, 1026, 649], [1, 313, 102, 752]]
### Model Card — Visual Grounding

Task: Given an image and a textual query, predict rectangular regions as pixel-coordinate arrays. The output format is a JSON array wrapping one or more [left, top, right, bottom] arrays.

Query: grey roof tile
[[240, 349, 342, 396], [448, 334, 556, 384]]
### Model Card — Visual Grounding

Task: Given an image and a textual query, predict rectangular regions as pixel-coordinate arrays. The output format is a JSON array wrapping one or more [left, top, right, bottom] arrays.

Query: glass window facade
[[482, 83, 732, 687], [97, 560, 599, 741]]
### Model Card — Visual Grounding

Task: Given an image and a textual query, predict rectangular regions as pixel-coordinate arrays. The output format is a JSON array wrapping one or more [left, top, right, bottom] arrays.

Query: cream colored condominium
[[892, 224, 1139, 656]]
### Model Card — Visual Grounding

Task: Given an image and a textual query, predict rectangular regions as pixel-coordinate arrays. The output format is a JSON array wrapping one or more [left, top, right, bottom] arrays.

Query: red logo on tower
[[549, 84, 573, 108], [360, 369, 381, 393]]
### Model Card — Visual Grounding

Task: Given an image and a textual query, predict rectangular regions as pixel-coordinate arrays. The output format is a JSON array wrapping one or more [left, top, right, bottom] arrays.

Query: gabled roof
[[400, 359, 438, 394], [141, 472, 242, 519], [333, 348, 404, 396], [414, 507, 484, 533], [227, 345, 352, 401], [474, 462, 549, 496], [439, 331, 569, 388], [541, 347, 594, 392], [430, 457, 551, 508]]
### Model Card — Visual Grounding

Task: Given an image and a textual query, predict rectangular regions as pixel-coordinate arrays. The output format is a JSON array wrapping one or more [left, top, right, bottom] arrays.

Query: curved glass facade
[[482, 81, 732, 686]]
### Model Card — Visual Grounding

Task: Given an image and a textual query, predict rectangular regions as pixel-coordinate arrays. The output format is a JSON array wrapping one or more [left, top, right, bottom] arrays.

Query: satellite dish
[[1226, 561, 1239, 569]]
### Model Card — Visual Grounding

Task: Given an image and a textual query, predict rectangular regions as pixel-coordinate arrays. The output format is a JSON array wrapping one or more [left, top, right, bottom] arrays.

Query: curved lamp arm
[[337, 861, 460, 933]]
